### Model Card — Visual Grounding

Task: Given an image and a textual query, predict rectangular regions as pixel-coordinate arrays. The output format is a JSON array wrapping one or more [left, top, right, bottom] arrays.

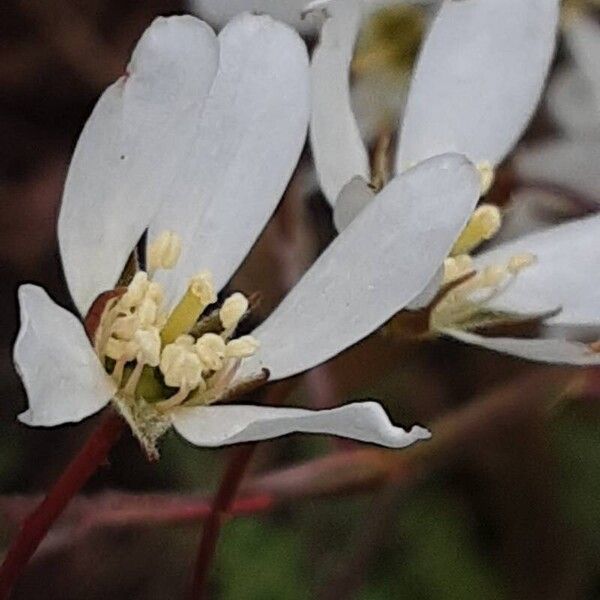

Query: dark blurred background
[[1, 1, 600, 598]]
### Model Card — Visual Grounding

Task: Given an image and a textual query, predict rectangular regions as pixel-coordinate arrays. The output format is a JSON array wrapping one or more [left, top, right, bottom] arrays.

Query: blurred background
[[2, 0, 600, 598]]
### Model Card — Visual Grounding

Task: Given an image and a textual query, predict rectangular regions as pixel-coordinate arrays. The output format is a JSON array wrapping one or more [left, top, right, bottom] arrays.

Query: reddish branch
[[188, 381, 294, 599], [0, 411, 124, 599], [0, 368, 582, 595]]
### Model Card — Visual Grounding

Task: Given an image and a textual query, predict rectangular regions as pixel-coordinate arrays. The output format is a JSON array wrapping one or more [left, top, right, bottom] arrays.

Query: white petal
[[547, 67, 600, 140], [475, 214, 600, 327], [396, 0, 559, 171], [515, 139, 600, 204], [150, 14, 310, 305], [405, 266, 443, 310], [442, 328, 600, 366], [241, 153, 480, 380], [564, 13, 600, 111], [14, 285, 116, 427], [172, 401, 430, 447], [333, 175, 375, 231], [188, 0, 316, 34], [309, 0, 370, 205], [58, 16, 219, 315]]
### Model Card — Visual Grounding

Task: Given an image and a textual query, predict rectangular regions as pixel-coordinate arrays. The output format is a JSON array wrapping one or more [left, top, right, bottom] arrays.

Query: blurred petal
[[310, 0, 370, 205], [547, 67, 600, 140], [150, 14, 310, 306], [14, 285, 116, 426], [333, 175, 375, 231], [188, 0, 316, 34], [515, 139, 600, 204], [240, 153, 480, 380], [443, 328, 600, 365], [172, 401, 430, 447], [59, 16, 219, 315], [564, 13, 600, 110], [396, 0, 559, 171], [475, 214, 600, 327]]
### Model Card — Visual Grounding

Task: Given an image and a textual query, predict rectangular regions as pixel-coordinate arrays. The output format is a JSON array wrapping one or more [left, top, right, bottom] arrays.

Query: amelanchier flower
[[309, 0, 600, 364], [516, 4, 600, 204], [14, 13, 485, 457]]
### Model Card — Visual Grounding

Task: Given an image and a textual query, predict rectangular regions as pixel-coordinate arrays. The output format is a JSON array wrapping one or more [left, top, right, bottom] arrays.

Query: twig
[[0, 410, 124, 598], [187, 382, 293, 599]]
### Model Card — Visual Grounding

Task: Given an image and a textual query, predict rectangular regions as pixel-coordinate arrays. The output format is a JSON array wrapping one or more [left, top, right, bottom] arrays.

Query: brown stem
[[187, 444, 257, 599], [187, 381, 293, 599], [0, 410, 124, 598]]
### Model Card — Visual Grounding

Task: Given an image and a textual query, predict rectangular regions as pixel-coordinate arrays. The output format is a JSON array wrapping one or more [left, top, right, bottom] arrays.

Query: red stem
[[0, 411, 124, 598], [188, 443, 257, 599]]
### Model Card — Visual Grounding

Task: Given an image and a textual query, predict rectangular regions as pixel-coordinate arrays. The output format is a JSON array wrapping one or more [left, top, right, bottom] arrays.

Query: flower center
[[94, 231, 259, 412], [430, 188, 536, 331]]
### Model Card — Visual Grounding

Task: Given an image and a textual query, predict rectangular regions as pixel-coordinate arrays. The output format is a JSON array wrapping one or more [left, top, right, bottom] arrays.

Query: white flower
[[309, 0, 560, 207], [435, 214, 600, 365], [15, 13, 471, 455], [188, 0, 317, 35], [516, 7, 600, 204], [307, 0, 600, 365]]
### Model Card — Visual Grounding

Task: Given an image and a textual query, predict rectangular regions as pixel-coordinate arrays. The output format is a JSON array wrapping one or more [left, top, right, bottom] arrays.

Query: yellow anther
[[443, 254, 474, 285], [160, 271, 216, 346], [508, 252, 536, 274], [219, 293, 249, 331], [105, 337, 137, 362], [477, 161, 495, 196], [431, 252, 536, 331], [119, 272, 149, 310], [134, 328, 161, 367], [148, 230, 182, 272], [451, 204, 502, 256], [159, 336, 205, 390], [226, 336, 260, 359], [195, 333, 226, 371], [110, 314, 138, 340]]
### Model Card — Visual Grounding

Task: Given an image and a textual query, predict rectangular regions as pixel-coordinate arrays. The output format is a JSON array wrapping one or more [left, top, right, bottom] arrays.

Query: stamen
[[119, 272, 150, 311], [147, 230, 182, 274], [122, 359, 145, 397], [111, 357, 127, 387], [155, 385, 192, 412], [195, 333, 226, 371], [226, 335, 260, 358], [507, 253, 536, 274], [477, 161, 495, 196], [219, 293, 249, 331], [451, 204, 502, 256], [443, 255, 474, 285], [431, 252, 537, 330], [160, 271, 216, 345], [159, 336, 205, 390]]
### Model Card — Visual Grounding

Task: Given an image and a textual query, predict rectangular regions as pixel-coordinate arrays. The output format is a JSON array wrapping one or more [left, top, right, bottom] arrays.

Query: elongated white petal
[[188, 0, 316, 34], [564, 13, 600, 111], [59, 16, 219, 316], [172, 401, 430, 447], [150, 14, 310, 305], [442, 328, 600, 366], [475, 214, 600, 327], [333, 175, 375, 231], [396, 0, 559, 171], [547, 67, 600, 140], [515, 139, 600, 204], [14, 285, 116, 426], [310, 0, 370, 205], [240, 153, 479, 380]]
